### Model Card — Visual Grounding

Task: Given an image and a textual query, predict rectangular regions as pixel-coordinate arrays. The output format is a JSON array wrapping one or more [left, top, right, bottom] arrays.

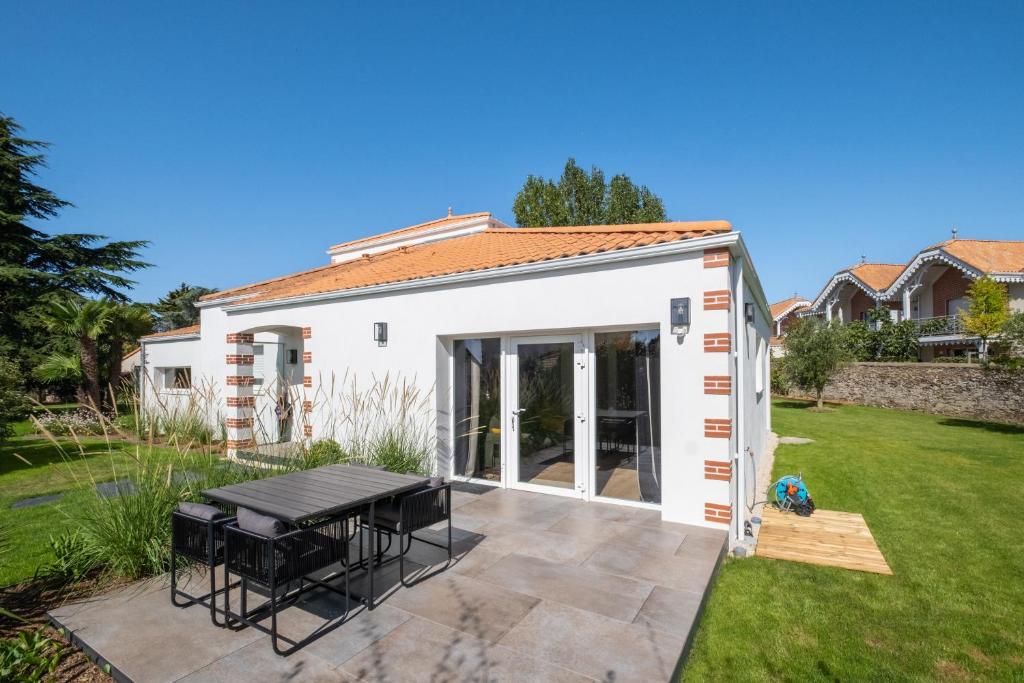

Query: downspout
[[139, 341, 147, 410], [733, 254, 747, 546]]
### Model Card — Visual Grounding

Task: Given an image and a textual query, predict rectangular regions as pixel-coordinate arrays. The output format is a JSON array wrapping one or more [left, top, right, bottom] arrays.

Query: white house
[[140, 211, 771, 543]]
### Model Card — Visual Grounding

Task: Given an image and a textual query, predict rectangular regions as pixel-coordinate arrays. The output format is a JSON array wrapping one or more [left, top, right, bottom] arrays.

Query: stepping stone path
[[779, 436, 815, 445], [10, 478, 137, 509]]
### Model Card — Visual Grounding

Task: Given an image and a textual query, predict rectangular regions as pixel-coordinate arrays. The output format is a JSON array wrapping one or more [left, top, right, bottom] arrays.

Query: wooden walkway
[[755, 507, 893, 575]]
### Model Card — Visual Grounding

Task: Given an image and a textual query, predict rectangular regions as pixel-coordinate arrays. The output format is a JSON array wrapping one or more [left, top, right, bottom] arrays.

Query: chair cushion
[[237, 507, 288, 537], [371, 500, 402, 532], [177, 502, 227, 521]]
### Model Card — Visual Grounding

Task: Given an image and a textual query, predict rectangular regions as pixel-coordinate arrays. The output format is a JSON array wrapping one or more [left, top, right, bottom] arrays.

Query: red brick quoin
[[703, 248, 730, 269], [302, 327, 312, 340], [704, 460, 732, 481], [226, 333, 254, 344], [704, 418, 732, 439], [703, 290, 730, 311], [703, 375, 732, 395], [705, 502, 732, 524], [703, 333, 731, 352]]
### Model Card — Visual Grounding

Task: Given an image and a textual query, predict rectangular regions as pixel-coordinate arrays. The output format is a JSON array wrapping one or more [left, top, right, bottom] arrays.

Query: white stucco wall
[[139, 336, 202, 419], [147, 238, 770, 530]]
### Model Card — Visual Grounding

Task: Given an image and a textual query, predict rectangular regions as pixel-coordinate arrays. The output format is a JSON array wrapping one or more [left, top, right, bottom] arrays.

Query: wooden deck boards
[[755, 507, 893, 575]]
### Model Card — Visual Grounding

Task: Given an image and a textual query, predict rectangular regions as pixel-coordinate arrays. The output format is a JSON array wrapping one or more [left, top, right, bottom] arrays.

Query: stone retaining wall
[[786, 362, 1024, 424]]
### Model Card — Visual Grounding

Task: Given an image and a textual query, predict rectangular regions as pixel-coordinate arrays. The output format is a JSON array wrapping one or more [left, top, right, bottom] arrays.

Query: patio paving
[[49, 485, 726, 682]]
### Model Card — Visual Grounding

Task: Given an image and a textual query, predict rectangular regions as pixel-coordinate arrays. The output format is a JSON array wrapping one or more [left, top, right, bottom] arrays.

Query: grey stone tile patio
[[49, 487, 726, 682]]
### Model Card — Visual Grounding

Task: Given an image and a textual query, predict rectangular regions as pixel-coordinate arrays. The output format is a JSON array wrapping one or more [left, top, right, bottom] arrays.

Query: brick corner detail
[[704, 418, 732, 439], [704, 459, 732, 481], [703, 248, 730, 269], [705, 502, 732, 524]]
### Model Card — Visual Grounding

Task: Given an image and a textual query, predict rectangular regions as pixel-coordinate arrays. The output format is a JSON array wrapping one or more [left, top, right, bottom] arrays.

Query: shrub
[[298, 438, 349, 468], [46, 530, 97, 582], [770, 357, 790, 395], [0, 629, 64, 682], [876, 320, 919, 361], [844, 321, 877, 361]]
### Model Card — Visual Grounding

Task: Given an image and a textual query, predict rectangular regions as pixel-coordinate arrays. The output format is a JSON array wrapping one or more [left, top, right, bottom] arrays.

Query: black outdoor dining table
[[202, 464, 429, 608]]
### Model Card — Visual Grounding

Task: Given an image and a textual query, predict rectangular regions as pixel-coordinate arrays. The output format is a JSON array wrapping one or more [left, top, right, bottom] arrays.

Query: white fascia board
[[883, 250, 981, 297], [732, 233, 771, 320], [224, 232, 742, 314], [196, 293, 270, 309], [771, 300, 811, 322], [809, 271, 885, 311], [140, 333, 201, 343]]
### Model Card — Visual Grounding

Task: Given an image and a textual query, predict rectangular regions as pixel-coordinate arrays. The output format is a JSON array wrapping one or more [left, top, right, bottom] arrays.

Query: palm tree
[[106, 303, 154, 396], [37, 298, 114, 407]]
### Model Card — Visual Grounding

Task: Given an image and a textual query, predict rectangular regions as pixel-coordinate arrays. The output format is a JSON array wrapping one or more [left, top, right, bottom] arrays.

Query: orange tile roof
[[848, 263, 905, 291], [769, 296, 809, 320], [940, 239, 1024, 273], [327, 211, 493, 252], [141, 324, 201, 340], [211, 220, 732, 306]]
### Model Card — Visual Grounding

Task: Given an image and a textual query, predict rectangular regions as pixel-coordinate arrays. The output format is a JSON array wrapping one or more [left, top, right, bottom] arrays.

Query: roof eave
[[223, 231, 743, 313]]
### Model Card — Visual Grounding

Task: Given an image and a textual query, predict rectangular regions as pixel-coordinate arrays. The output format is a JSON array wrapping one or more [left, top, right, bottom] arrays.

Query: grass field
[[684, 400, 1024, 681], [0, 424, 167, 586]]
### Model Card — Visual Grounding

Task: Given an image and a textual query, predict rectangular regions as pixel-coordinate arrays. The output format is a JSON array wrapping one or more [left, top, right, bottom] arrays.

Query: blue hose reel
[[773, 473, 816, 516]]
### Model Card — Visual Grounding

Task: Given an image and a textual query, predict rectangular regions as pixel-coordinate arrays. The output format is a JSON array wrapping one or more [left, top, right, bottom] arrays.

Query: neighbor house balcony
[[912, 315, 965, 338]]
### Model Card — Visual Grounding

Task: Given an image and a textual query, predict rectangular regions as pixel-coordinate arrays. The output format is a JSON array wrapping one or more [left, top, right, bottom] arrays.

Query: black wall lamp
[[373, 322, 388, 347], [670, 297, 690, 336]]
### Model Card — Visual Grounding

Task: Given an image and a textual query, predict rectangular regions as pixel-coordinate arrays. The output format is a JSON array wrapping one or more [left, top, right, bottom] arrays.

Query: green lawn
[[0, 431, 153, 586], [685, 400, 1024, 681]]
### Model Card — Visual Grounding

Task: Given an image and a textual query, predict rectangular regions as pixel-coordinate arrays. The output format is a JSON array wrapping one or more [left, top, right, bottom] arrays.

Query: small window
[[158, 367, 191, 390]]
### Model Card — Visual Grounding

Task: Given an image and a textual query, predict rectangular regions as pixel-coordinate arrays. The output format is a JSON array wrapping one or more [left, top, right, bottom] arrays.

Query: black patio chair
[[222, 508, 354, 656], [365, 479, 452, 587], [170, 502, 238, 626]]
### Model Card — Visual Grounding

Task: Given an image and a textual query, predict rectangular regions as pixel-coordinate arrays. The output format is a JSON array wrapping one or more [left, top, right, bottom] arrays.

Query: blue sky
[[4, 1, 1022, 304]]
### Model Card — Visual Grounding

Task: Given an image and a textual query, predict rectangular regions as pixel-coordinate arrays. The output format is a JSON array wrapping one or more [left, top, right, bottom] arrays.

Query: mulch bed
[[1, 573, 130, 682]]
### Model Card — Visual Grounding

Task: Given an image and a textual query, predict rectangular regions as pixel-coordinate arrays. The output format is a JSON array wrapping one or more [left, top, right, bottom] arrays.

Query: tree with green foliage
[[0, 354, 29, 441], [996, 312, 1024, 362], [105, 303, 154, 391], [512, 158, 668, 227], [0, 113, 150, 398], [960, 276, 1010, 360], [152, 282, 216, 331], [36, 298, 115, 407], [783, 318, 851, 409]]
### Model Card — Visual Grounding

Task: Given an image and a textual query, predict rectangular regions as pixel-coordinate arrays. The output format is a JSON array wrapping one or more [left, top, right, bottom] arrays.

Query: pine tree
[[0, 113, 150, 396]]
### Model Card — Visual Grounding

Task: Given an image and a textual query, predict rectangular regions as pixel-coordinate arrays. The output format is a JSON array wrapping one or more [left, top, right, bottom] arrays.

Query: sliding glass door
[[450, 330, 661, 507], [452, 338, 502, 482], [593, 330, 661, 504]]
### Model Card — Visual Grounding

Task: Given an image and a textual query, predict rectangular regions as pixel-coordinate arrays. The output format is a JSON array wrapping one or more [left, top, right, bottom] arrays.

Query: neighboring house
[[768, 295, 810, 356], [803, 237, 1024, 360], [139, 211, 771, 540]]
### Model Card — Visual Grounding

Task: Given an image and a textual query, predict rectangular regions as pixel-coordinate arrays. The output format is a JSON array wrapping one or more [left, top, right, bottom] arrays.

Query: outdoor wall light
[[745, 302, 755, 324], [373, 322, 388, 347], [670, 297, 691, 336]]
